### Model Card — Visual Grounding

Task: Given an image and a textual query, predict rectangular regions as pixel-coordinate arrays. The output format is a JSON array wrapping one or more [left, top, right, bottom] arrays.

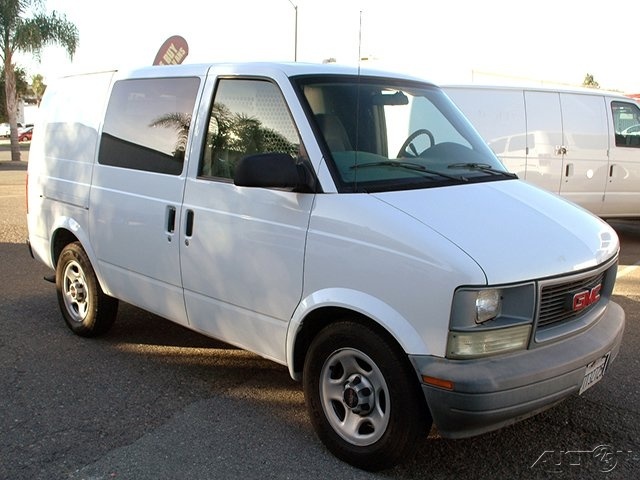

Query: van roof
[[63, 61, 436, 86], [442, 83, 633, 100]]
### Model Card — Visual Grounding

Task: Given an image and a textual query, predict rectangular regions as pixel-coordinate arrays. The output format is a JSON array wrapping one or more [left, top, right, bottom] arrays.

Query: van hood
[[373, 180, 618, 285]]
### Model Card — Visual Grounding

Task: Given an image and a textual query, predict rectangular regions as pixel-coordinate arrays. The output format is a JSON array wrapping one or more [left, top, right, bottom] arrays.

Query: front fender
[[286, 287, 434, 380]]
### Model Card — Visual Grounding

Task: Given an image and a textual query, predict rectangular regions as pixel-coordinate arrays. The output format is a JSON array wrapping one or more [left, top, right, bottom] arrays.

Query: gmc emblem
[[572, 284, 602, 312]]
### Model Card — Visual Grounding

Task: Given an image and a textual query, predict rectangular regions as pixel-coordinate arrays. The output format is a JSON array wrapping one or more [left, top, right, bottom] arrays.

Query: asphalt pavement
[[1, 154, 639, 479]]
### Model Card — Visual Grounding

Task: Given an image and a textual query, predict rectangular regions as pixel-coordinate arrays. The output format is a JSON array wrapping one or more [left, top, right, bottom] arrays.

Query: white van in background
[[0, 122, 11, 137], [27, 63, 625, 470], [443, 85, 640, 217]]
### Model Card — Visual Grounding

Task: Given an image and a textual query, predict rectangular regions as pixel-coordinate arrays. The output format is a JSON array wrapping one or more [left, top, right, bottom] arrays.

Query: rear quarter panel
[[27, 72, 115, 267]]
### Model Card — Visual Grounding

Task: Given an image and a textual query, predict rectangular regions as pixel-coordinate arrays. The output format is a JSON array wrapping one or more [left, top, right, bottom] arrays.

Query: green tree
[[583, 73, 600, 89], [0, 66, 28, 120], [0, 0, 78, 161], [30, 73, 45, 106]]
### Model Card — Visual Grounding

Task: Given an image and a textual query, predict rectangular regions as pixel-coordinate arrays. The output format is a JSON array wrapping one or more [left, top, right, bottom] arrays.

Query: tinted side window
[[200, 79, 303, 179], [612, 101, 640, 148], [99, 77, 201, 174]]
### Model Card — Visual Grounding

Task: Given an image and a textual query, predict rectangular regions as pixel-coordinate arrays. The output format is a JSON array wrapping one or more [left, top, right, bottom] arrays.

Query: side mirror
[[233, 153, 316, 192]]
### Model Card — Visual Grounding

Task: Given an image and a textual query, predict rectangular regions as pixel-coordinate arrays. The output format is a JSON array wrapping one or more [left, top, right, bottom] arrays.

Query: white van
[[443, 85, 640, 217], [0, 122, 10, 137], [27, 63, 625, 470]]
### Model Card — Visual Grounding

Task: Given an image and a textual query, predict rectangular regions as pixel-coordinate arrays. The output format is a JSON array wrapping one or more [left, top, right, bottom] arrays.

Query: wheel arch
[[51, 228, 79, 266], [50, 220, 110, 296], [286, 289, 430, 382]]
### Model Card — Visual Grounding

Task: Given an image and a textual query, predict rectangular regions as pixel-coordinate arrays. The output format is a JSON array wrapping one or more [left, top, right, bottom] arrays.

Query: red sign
[[572, 284, 602, 312], [153, 35, 189, 66]]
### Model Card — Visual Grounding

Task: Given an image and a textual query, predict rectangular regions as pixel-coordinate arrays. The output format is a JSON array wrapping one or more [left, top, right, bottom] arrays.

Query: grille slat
[[538, 271, 605, 328]]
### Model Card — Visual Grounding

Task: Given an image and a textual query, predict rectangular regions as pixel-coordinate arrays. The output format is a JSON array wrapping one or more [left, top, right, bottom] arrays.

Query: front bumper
[[410, 301, 625, 439]]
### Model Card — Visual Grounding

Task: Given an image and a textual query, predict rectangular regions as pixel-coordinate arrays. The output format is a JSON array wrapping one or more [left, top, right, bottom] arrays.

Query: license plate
[[579, 352, 611, 395]]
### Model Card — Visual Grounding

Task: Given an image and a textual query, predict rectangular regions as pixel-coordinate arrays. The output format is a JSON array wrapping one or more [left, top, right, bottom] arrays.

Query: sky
[[15, 0, 640, 93]]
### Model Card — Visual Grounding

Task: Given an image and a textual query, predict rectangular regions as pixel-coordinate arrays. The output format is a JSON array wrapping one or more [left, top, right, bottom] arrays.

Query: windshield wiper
[[448, 162, 518, 178], [351, 161, 467, 182]]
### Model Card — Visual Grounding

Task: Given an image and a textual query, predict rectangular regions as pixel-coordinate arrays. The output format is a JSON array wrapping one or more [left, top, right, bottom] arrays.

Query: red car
[[18, 127, 33, 142]]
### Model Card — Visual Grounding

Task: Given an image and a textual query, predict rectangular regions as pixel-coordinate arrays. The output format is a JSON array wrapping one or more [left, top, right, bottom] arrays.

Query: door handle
[[166, 206, 176, 233], [185, 210, 194, 237], [565, 163, 573, 177], [184, 210, 194, 246]]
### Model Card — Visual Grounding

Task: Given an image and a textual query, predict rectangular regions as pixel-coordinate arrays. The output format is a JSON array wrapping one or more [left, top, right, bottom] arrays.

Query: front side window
[[612, 101, 640, 148], [200, 79, 304, 179], [295, 76, 514, 193], [99, 77, 200, 175]]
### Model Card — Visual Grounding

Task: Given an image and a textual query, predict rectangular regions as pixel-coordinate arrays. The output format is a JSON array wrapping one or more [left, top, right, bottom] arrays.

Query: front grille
[[538, 271, 606, 328]]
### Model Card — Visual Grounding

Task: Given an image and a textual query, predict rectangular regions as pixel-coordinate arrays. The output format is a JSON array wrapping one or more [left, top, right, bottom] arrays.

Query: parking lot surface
[[1, 157, 639, 479]]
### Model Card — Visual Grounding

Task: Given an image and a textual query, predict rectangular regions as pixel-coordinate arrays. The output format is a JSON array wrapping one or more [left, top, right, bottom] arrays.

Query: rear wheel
[[56, 242, 118, 337], [303, 320, 431, 471]]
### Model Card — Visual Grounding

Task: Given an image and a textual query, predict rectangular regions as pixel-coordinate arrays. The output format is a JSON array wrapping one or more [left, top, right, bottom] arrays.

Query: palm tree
[[0, 0, 78, 161], [149, 112, 192, 157]]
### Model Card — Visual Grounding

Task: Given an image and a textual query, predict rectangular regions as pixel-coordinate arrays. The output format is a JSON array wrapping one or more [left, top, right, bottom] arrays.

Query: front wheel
[[56, 242, 118, 337], [303, 320, 431, 471]]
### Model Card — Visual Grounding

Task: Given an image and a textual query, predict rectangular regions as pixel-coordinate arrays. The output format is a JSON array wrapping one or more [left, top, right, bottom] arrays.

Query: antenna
[[287, 1, 298, 62], [357, 10, 363, 74], [354, 10, 363, 191]]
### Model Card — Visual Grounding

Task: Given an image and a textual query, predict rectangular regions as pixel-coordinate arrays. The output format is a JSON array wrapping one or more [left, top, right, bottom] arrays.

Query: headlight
[[447, 325, 531, 359], [447, 283, 535, 359], [475, 289, 501, 323]]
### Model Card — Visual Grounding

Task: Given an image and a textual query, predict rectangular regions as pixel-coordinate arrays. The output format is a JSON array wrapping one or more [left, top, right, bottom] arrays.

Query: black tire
[[303, 320, 431, 471], [55, 242, 118, 337]]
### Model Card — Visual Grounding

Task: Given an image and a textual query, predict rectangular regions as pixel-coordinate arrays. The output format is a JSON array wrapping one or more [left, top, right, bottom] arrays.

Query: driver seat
[[315, 114, 352, 152]]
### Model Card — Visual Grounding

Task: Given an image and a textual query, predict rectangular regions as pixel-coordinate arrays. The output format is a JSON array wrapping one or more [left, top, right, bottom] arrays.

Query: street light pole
[[287, 0, 298, 61]]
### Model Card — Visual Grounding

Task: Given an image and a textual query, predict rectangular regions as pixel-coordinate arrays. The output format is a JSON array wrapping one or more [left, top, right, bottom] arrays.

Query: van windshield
[[295, 75, 515, 193]]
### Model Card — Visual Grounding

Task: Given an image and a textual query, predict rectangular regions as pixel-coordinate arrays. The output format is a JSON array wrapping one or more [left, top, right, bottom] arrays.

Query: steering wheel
[[397, 129, 435, 158]]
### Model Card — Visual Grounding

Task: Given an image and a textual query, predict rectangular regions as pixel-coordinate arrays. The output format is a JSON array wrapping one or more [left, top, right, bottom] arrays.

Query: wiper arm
[[448, 162, 518, 178], [352, 161, 467, 182]]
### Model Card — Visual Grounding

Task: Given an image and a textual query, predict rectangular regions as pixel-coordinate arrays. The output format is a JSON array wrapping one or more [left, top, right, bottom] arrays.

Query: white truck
[[444, 85, 640, 217], [27, 63, 625, 470]]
